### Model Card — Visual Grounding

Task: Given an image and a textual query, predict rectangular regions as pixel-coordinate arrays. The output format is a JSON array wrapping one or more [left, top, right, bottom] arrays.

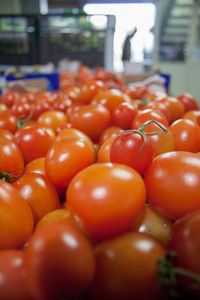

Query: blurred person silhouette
[[122, 27, 137, 72]]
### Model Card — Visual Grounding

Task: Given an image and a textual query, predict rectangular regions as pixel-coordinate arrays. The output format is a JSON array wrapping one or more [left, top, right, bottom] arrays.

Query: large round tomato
[[24, 223, 95, 300], [67, 163, 146, 240], [0, 250, 34, 300], [90, 232, 166, 300], [144, 151, 200, 220], [0, 180, 34, 249], [13, 173, 60, 223], [45, 138, 93, 187], [14, 126, 54, 164], [177, 93, 199, 112]]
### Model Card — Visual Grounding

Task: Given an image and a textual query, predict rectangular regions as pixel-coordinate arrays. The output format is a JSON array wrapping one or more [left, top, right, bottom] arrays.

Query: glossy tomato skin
[[110, 132, 154, 175], [67, 163, 146, 240], [69, 104, 111, 142], [90, 232, 166, 300], [1, 91, 19, 107], [0, 138, 24, 179], [24, 223, 95, 300], [45, 138, 93, 187], [170, 118, 200, 152], [13, 173, 60, 223], [0, 112, 18, 133], [0, 180, 34, 249], [0, 250, 34, 300], [37, 110, 68, 131], [177, 93, 199, 112], [131, 108, 169, 129], [14, 126, 54, 164], [168, 210, 200, 274], [144, 151, 200, 220], [112, 102, 138, 129]]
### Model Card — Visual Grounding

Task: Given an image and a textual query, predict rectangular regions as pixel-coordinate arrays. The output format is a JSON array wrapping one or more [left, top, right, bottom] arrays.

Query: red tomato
[[45, 138, 93, 187], [13, 173, 60, 223], [125, 85, 148, 100], [112, 102, 138, 129], [183, 110, 200, 124], [14, 126, 54, 164], [91, 89, 130, 113], [170, 118, 200, 152], [177, 93, 199, 112], [0, 180, 34, 249], [67, 163, 146, 240], [37, 110, 68, 131], [131, 108, 169, 129], [0, 138, 24, 180], [159, 97, 184, 124], [168, 209, 200, 274], [69, 104, 111, 142], [142, 121, 174, 156], [78, 80, 105, 104], [110, 131, 154, 175], [90, 232, 166, 300], [0, 129, 14, 141], [145, 151, 200, 220], [1, 91, 19, 107], [24, 223, 95, 300], [25, 157, 46, 176], [0, 250, 34, 300], [99, 126, 122, 146], [0, 112, 18, 133], [11, 102, 31, 118]]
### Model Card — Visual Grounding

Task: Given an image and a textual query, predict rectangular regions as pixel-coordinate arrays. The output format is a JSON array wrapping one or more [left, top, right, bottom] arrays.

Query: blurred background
[[0, 0, 200, 98]]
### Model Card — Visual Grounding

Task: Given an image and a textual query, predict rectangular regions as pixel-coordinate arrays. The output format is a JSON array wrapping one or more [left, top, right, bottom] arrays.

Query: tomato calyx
[[158, 251, 200, 298], [17, 110, 33, 129], [120, 119, 168, 153], [0, 168, 20, 183]]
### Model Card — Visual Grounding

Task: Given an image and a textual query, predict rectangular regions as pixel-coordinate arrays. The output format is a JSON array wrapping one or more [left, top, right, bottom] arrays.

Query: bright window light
[[84, 3, 156, 72]]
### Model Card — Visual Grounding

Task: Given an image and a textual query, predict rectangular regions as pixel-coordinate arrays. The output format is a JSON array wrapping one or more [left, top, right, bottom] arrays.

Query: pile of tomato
[[0, 67, 200, 300]]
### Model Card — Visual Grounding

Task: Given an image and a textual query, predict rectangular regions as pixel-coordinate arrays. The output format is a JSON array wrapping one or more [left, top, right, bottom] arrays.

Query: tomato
[[159, 97, 184, 124], [0, 129, 14, 141], [69, 104, 111, 142], [98, 136, 117, 163], [167, 210, 200, 298], [144, 151, 200, 220], [13, 173, 60, 223], [24, 223, 95, 300], [37, 110, 68, 131], [145, 101, 171, 124], [91, 89, 130, 113], [14, 126, 54, 164], [55, 121, 72, 134], [45, 138, 93, 187], [11, 102, 31, 118], [177, 93, 199, 112], [142, 121, 174, 156], [0, 180, 34, 249], [35, 208, 74, 230], [99, 125, 122, 146], [0, 112, 18, 133], [112, 102, 138, 129], [90, 232, 166, 300], [133, 204, 173, 245], [125, 85, 148, 100], [78, 80, 105, 104], [25, 157, 46, 176], [0, 138, 24, 180], [55, 127, 95, 161], [170, 118, 200, 152], [0, 250, 34, 300], [63, 86, 80, 102], [0, 103, 8, 112], [183, 110, 200, 124], [31, 100, 51, 120], [67, 163, 146, 240], [110, 131, 154, 175], [131, 108, 169, 129], [1, 91, 19, 107]]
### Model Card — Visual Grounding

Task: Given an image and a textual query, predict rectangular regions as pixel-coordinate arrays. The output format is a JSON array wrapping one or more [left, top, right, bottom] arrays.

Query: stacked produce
[[0, 66, 200, 300]]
